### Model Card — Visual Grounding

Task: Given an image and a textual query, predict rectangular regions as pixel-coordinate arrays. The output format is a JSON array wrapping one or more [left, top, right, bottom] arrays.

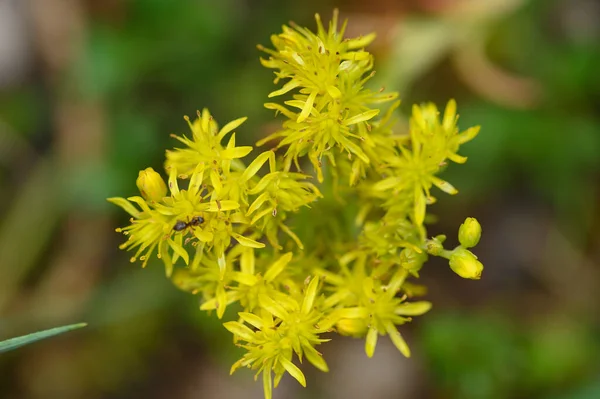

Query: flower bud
[[449, 247, 483, 280], [136, 167, 167, 202], [400, 247, 427, 277], [425, 235, 446, 256], [458, 217, 481, 248]]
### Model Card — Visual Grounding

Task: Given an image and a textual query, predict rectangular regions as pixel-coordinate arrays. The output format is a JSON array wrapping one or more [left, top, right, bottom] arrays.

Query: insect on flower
[[172, 216, 205, 232]]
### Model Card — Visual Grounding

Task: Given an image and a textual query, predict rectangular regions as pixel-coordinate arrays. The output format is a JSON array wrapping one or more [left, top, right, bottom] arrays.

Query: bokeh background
[[1, 0, 599, 398]]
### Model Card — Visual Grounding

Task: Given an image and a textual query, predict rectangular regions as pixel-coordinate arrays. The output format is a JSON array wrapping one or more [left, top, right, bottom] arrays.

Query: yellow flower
[[333, 271, 431, 358], [108, 11, 486, 399], [166, 108, 251, 177], [225, 275, 330, 399], [372, 100, 480, 226], [109, 166, 249, 277], [257, 10, 398, 181]]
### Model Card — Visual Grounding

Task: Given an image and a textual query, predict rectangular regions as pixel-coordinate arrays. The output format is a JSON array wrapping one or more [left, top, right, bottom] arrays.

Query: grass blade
[[0, 323, 87, 353]]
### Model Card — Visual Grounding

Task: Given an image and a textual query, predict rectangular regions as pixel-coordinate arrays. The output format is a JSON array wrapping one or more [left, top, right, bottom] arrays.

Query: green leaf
[[0, 323, 87, 353]]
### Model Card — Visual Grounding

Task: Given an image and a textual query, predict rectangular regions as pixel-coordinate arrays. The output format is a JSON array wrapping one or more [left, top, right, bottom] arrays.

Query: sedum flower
[[225, 276, 330, 399], [166, 108, 251, 177], [109, 166, 252, 277], [257, 10, 398, 181], [333, 271, 431, 358], [243, 151, 322, 226], [314, 251, 431, 357], [108, 10, 486, 399], [172, 245, 243, 318], [372, 100, 480, 226]]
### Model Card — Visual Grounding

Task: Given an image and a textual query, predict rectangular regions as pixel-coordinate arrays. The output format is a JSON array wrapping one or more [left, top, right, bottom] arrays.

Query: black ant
[[173, 216, 205, 232]]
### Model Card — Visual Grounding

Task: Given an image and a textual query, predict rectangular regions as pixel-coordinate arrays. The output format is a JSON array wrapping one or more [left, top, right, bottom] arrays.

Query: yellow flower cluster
[[109, 10, 484, 399]]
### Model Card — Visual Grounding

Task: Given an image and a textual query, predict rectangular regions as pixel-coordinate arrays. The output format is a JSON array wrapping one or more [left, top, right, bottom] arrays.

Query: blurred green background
[[1, 0, 599, 398]]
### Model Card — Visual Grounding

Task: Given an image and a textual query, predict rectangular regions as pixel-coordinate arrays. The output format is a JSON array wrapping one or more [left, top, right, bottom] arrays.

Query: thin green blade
[[0, 323, 87, 353]]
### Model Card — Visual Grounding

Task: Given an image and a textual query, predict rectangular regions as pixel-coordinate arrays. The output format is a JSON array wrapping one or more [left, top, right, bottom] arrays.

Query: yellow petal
[[217, 117, 248, 142], [167, 237, 189, 265], [442, 99, 457, 131], [167, 167, 179, 195], [231, 232, 265, 248], [372, 177, 400, 192], [346, 33, 376, 49], [223, 321, 255, 342], [340, 51, 371, 61], [337, 307, 368, 319], [384, 321, 411, 357], [326, 85, 342, 99], [240, 247, 255, 275], [231, 271, 259, 286], [241, 151, 275, 182], [238, 312, 265, 329], [258, 294, 288, 320], [194, 229, 214, 242], [395, 301, 432, 316], [107, 197, 140, 217], [204, 200, 239, 212], [296, 90, 317, 123], [457, 126, 481, 144], [301, 276, 319, 314], [247, 192, 271, 216], [343, 109, 380, 126], [303, 343, 329, 372], [414, 187, 426, 226], [280, 357, 306, 387], [365, 327, 378, 358], [263, 369, 273, 399], [210, 170, 223, 193], [221, 146, 253, 159], [431, 176, 458, 195], [264, 252, 293, 282], [279, 223, 304, 250], [268, 80, 301, 98]]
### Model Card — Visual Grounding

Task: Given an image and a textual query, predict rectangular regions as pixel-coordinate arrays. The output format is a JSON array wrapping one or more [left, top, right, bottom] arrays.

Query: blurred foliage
[[0, 0, 599, 398], [421, 313, 599, 399]]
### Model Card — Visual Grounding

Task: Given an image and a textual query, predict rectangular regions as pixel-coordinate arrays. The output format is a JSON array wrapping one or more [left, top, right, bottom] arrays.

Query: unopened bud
[[449, 247, 483, 280], [425, 235, 446, 256], [400, 247, 427, 277], [136, 167, 167, 202], [458, 217, 481, 248]]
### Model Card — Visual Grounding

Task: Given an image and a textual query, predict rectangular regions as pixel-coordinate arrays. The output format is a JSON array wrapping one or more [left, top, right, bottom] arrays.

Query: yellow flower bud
[[458, 217, 481, 248], [136, 167, 167, 202], [449, 248, 483, 279], [400, 247, 427, 277]]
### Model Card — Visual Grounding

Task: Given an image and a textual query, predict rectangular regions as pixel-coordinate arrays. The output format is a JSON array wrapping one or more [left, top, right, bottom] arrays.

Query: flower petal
[[231, 232, 266, 248], [223, 321, 256, 342], [280, 357, 306, 387], [217, 117, 248, 141], [343, 109, 379, 126], [264, 252, 293, 282], [296, 90, 317, 123], [365, 327, 378, 358]]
